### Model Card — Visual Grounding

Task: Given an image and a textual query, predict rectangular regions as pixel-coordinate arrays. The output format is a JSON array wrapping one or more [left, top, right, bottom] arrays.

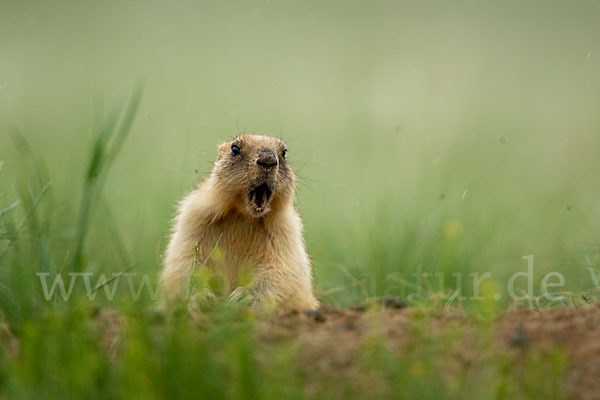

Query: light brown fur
[[161, 134, 318, 310]]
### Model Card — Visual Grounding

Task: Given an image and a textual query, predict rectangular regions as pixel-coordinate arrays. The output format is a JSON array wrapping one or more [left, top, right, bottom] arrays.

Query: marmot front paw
[[227, 286, 254, 305]]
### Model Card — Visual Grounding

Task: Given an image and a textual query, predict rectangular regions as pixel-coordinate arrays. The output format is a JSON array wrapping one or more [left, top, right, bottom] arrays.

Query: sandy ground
[[256, 303, 600, 399], [5, 303, 600, 399]]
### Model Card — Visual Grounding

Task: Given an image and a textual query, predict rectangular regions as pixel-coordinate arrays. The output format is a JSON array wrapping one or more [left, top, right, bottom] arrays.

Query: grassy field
[[1, 0, 600, 398]]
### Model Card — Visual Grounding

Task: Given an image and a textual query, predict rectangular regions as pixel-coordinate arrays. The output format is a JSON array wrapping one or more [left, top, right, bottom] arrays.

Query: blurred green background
[[1, 0, 600, 307]]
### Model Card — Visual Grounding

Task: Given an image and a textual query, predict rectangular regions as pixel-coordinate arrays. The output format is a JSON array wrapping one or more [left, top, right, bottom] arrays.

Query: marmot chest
[[210, 215, 274, 265]]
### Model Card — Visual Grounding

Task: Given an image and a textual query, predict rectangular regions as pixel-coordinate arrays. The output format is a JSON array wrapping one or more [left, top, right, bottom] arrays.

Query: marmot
[[161, 134, 319, 310]]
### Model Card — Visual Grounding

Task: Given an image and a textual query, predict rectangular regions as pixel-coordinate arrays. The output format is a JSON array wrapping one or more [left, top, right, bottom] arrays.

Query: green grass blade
[[0, 201, 20, 219], [71, 85, 144, 272], [0, 182, 51, 264]]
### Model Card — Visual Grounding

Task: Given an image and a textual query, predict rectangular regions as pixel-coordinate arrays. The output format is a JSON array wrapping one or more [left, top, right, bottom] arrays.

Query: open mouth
[[248, 183, 273, 212]]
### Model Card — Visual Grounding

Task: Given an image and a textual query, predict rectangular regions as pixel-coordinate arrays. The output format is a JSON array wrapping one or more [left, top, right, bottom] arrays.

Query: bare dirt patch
[[26, 302, 600, 400], [256, 303, 600, 399], [497, 306, 600, 400]]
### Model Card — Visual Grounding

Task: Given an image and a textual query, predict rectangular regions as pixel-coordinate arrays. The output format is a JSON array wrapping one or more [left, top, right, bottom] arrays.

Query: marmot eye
[[231, 144, 241, 155], [282, 149, 287, 159]]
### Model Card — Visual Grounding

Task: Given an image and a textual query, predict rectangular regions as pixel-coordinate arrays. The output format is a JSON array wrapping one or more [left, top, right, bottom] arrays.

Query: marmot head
[[213, 134, 295, 218]]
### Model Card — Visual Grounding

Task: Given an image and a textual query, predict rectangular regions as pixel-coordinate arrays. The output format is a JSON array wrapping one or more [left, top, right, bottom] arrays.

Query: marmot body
[[161, 134, 318, 310]]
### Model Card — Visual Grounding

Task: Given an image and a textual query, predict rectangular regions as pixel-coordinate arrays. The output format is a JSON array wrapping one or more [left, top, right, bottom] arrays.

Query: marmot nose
[[256, 151, 278, 169]]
